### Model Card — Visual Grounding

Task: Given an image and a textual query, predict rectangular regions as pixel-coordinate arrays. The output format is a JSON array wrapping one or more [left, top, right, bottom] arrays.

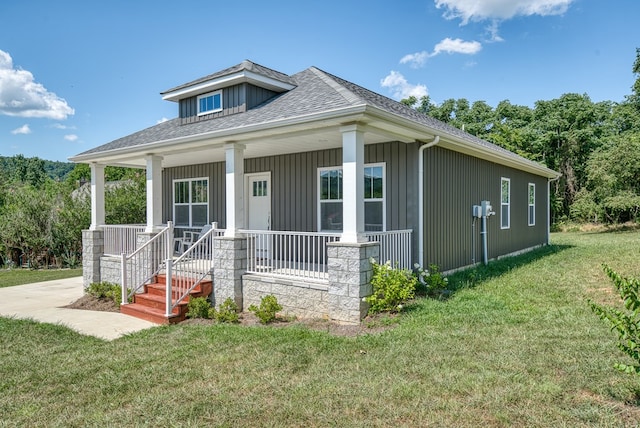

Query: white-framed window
[[501, 177, 510, 229], [173, 178, 209, 227], [318, 163, 385, 232], [528, 183, 535, 226], [197, 90, 222, 116]]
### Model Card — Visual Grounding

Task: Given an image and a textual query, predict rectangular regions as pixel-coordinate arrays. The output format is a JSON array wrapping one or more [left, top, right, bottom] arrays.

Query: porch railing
[[121, 222, 173, 305], [103, 224, 145, 256], [243, 229, 341, 280], [364, 229, 413, 270], [164, 223, 224, 316]]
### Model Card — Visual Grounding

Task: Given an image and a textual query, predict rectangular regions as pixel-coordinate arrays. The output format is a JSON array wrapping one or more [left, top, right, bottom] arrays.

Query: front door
[[247, 173, 271, 259]]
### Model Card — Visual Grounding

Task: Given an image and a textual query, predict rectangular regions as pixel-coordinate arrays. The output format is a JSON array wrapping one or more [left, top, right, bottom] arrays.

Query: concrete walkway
[[0, 277, 157, 340]]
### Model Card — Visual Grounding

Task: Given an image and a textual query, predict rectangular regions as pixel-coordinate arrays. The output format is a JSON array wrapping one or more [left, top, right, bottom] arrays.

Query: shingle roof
[[73, 63, 548, 172]]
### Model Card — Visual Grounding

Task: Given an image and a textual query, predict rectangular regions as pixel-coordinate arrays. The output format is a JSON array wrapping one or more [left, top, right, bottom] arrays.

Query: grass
[[0, 267, 82, 288], [1, 231, 640, 426]]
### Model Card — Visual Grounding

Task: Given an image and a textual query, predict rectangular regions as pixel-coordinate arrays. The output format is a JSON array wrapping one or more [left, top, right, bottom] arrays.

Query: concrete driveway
[[0, 277, 156, 340]]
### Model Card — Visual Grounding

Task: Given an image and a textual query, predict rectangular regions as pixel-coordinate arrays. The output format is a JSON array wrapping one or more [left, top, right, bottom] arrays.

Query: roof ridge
[[308, 67, 363, 106]]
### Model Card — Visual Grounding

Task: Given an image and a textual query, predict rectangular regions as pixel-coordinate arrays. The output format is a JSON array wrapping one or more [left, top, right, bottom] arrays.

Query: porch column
[[90, 163, 105, 230], [145, 155, 163, 232], [340, 124, 365, 243], [224, 143, 245, 237]]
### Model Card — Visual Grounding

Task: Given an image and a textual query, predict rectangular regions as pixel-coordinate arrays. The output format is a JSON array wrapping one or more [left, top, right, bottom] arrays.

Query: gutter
[[418, 135, 440, 268]]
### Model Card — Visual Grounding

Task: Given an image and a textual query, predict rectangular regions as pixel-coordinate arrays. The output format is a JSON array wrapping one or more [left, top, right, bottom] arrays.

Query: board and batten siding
[[422, 146, 549, 271], [162, 142, 419, 252], [179, 83, 279, 124]]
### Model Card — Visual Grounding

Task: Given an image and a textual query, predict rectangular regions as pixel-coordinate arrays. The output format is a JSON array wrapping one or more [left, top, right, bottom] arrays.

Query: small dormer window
[[197, 90, 222, 115]]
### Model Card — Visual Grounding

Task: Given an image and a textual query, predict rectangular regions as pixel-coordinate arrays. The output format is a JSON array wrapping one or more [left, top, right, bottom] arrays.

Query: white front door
[[247, 173, 271, 258]]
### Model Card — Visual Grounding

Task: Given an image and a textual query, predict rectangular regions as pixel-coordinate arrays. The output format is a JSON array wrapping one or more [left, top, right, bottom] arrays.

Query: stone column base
[[327, 241, 379, 324], [212, 236, 247, 309], [82, 229, 104, 289]]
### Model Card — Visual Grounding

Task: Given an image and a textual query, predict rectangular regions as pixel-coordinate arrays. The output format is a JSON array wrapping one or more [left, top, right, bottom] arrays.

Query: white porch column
[[145, 155, 163, 232], [225, 143, 246, 237], [90, 163, 105, 230], [340, 124, 365, 243]]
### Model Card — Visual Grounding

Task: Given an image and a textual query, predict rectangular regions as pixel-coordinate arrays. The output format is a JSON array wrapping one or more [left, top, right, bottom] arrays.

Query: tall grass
[[0, 232, 639, 426]]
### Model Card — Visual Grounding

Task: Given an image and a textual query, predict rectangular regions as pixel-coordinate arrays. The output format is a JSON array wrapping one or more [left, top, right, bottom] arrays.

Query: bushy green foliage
[[211, 297, 240, 323], [365, 259, 417, 314], [87, 282, 127, 307], [416, 263, 449, 298], [590, 264, 640, 374], [186, 296, 213, 319], [249, 294, 282, 324]]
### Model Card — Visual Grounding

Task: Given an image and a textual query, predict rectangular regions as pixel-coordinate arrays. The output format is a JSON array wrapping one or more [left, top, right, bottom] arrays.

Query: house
[[70, 60, 560, 324]]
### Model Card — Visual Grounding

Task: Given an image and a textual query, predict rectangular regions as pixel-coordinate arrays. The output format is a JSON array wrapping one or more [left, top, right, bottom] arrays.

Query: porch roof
[[70, 63, 559, 179]]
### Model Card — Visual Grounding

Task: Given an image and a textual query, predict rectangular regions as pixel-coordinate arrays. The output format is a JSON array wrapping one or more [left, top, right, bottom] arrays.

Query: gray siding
[[179, 83, 279, 124], [422, 147, 548, 271]]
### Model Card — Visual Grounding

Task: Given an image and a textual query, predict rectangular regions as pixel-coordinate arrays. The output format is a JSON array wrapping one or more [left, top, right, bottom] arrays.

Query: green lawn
[[1, 232, 640, 426], [0, 267, 82, 288]]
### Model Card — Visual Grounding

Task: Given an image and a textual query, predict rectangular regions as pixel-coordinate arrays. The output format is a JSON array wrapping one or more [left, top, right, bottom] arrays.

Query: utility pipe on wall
[[418, 135, 440, 268]]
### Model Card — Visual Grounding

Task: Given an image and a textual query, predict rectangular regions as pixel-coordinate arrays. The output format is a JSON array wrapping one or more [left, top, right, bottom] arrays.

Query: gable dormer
[[160, 60, 296, 125]]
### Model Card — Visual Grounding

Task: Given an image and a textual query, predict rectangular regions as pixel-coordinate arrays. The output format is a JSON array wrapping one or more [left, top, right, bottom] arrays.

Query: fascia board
[[162, 70, 296, 102]]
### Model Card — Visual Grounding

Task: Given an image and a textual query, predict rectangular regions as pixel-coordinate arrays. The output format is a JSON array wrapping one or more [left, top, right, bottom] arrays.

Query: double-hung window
[[318, 164, 385, 232], [528, 183, 535, 226], [197, 90, 222, 116], [501, 177, 510, 229], [173, 178, 209, 228]]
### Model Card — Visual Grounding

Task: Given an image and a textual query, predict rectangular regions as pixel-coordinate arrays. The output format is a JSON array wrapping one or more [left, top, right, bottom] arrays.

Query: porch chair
[[180, 223, 212, 254]]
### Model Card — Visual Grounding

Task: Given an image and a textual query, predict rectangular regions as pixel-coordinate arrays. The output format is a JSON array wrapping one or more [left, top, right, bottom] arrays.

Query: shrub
[[211, 297, 240, 323], [249, 294, 282, 324], [415, 263, 449, 298], [589, 264, 640, 374], [86, 281, 127, 307], [186, 296, 213, 319], [365, 259, 417, 314]]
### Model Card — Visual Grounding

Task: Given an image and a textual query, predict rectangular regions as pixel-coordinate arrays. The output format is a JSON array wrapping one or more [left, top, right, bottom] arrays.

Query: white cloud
[[434, 0, 574, 24], [64, 134, 78, 142], [0, 49, 74, 120], [380, 71, 428, 100], [400, 37, 482, 68], [433, 37, 482, 55], [11, 124, 31, 135], [157, 117, 169, 124], [485, 21, 505, 42], [53, 123, 76, 130]]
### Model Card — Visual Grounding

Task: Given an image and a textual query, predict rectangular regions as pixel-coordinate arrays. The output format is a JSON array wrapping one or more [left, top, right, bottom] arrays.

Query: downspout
[[547, 175, 561, 245], [418, 135, 440, 268]]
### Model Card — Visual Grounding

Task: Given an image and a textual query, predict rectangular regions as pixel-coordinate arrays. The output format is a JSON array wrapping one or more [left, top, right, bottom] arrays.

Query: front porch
[[84, 223, 411, 324]]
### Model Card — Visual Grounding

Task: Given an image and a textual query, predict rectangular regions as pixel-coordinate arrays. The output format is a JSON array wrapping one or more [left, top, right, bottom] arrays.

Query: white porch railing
[[121, 223, 173, 304], [103, 224, 145, 256], [164, 223, 224, 316], [243, 230, 341, 280], [364, 229, 413, 270], [243, 229, 413, 281]]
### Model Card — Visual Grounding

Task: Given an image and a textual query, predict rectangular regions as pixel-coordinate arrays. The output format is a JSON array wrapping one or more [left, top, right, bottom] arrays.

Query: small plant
[[86, 281, 129, 306], [589, 264, 640, 375], [249, 294, 282, 324], [415, 263, 449, 298], [186, 296, 213, 319], [211, 297, 240, 323], [365, 259, 417, 314]]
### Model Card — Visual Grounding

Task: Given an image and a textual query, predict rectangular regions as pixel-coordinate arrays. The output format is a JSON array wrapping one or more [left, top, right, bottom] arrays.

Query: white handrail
[[103, 225, 145, 256], [364, 229, 413, 270]]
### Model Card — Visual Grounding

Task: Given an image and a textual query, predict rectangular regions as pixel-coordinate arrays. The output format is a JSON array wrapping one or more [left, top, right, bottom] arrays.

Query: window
[[197, 90, 222, 115], [173, 178, 209, 227], [528, 183, 535, 226], [318, 164, 385, 232], [501, 177, 510, 229]]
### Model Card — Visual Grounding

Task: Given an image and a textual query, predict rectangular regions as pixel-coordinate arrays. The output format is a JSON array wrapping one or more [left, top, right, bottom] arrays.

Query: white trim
[[317, 163, 386, 233], [528, 182, 536, 226], [197, 90, 222, 116], [90, 163, 105, 230], [172, 176, 209, 228], [501, 177, 510, 230]]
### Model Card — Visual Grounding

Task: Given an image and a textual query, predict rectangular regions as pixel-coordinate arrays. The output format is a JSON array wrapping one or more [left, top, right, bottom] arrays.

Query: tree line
[[402, 48, 640, 225]]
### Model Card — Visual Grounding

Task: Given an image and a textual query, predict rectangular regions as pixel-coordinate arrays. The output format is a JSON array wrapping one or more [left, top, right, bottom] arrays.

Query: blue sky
[[0, 0, 638, 162]]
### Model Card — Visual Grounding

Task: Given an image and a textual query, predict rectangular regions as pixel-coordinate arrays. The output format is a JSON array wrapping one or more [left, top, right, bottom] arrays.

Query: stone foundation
[[82, 229, 103, 289]]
